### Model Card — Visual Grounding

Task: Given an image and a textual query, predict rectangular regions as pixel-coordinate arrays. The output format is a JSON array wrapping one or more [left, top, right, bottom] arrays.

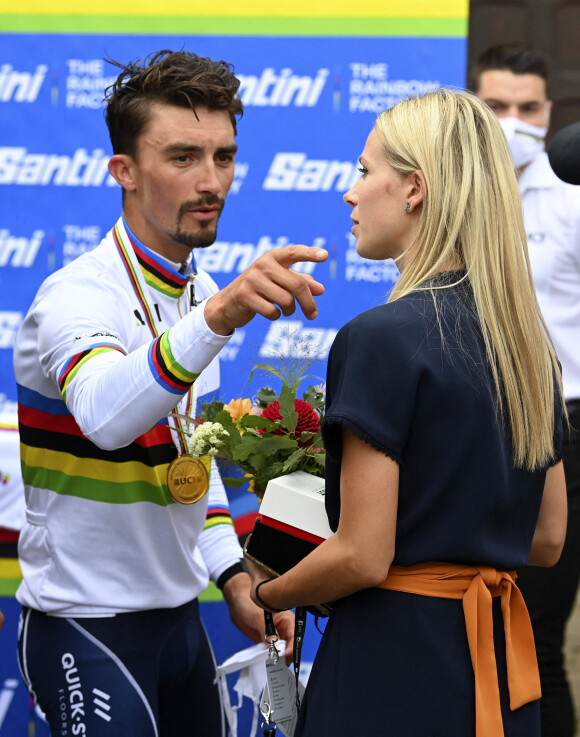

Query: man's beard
[[171, 196, 225, 249], [172, 225, 217, 249]]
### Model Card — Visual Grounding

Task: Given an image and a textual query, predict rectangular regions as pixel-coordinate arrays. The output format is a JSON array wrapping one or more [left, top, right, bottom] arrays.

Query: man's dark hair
[[104, 49, 244, 157], [470, 44, 550, 95]]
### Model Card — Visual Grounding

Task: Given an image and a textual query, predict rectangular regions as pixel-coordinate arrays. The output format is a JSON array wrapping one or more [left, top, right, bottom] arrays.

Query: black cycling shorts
[[18, 599, 225, 737]]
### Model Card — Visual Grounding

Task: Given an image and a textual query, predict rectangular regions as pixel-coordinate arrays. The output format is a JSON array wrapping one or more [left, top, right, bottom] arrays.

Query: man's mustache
[[178, 196, 225, 218]]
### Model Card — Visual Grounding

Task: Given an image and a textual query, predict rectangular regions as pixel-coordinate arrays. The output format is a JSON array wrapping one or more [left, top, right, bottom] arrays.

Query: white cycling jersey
[[14, 217, 243, 615], [521, 152, 580, 401]]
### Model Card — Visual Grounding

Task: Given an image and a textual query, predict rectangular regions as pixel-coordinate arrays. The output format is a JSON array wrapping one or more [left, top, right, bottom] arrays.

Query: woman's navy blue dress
[[295, 276, 563, 737]]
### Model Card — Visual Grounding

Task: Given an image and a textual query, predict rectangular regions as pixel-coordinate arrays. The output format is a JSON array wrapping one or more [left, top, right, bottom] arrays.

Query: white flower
[[187, 422, 229, 458]]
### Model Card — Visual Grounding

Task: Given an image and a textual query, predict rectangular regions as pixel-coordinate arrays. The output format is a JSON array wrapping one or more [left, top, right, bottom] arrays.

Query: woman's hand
[[244, 560, 295, 662], [246, 558, 277, 609]]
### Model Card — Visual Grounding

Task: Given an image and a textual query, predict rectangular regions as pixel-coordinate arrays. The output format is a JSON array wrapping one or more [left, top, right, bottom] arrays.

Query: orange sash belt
[[378, 562, 541, 737]]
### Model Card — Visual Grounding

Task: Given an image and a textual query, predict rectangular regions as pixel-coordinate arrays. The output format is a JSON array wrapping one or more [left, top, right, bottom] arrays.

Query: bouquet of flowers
[[186, 363, 326, 499]]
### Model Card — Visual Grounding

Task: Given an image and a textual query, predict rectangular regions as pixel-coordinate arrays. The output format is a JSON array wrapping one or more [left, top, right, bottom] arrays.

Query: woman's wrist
[[254, 579, 290, 613]]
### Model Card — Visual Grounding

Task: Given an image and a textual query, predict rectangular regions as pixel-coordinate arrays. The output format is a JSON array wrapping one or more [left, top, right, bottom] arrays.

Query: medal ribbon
[[113, 222, 159, 336], [112, 220, 197, 454]]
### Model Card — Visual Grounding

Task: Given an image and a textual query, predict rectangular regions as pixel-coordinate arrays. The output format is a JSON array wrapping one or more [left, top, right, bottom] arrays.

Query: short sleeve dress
[[294, 274, 563, 737]]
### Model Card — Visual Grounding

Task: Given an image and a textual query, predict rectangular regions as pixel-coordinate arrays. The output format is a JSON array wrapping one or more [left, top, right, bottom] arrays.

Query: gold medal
[[166, 455, 209, 504]]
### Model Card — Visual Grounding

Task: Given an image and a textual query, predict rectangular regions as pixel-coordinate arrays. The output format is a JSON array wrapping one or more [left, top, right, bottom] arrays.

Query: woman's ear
[[406, 170, 426, 211], [108, 154, 137, 192]]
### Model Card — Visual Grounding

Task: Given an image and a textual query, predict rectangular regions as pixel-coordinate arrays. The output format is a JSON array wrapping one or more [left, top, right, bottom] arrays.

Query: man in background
[[13, 49, 326, 736], [473, 44, 580, 737]]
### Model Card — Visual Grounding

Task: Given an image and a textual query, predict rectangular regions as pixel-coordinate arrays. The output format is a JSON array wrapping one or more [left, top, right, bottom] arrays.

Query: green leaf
[[221, 476, 248, 490], [302, 385, 325, 413], [282, 447, 306, 472], [247, 453, 271, 473], [302, 463, 325, 479], [257, 461, 287, 486], [199, 401, 225, 422], [249, 364, 286, 386], [233, 434, 297, 462], [231, 435, 265, 461], [279, 384, 298, 432], [241, 415, 276, 431], [212, 409, 239, 434], [299, 431, 317, 444], [309, 430, 323, 447], [256, 386, 279, 408]]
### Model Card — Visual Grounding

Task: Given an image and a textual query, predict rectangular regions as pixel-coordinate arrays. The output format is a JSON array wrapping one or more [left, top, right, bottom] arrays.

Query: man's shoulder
[[29, 228, 130, 320], [523, 152, 580, 195], [40, 228, 119, 291]]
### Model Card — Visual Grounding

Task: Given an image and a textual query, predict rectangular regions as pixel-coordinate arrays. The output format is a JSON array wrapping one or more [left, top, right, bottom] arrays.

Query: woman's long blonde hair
[[375, 88, 563, 471]]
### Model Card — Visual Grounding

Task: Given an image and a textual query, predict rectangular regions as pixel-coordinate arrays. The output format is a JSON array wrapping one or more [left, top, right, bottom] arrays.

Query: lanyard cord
[[293, 607, 307, 711]]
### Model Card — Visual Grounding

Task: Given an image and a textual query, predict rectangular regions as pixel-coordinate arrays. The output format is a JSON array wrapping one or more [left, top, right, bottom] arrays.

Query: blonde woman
[[246, 89, 567, 737]]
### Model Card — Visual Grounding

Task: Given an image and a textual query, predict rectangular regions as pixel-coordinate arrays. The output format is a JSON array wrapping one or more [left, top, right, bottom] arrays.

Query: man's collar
[[519, 151, 564, 193], [122, 217, 194, 299]]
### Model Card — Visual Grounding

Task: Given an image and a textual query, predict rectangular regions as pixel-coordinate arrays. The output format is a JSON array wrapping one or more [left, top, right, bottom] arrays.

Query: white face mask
[[498, 117, 547, 170]]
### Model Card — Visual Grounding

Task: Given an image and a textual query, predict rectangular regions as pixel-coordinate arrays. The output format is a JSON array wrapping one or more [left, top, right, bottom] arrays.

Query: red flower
[[261, 399, 320, 446]]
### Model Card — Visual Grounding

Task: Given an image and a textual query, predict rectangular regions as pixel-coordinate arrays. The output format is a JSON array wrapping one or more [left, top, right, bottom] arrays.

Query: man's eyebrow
[[164, 143, 238, 155]]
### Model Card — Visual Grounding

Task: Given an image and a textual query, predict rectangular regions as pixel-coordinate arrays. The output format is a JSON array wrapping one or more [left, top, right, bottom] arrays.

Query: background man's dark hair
[[470, 44, 550, 95], [104, 49, 244, 158]]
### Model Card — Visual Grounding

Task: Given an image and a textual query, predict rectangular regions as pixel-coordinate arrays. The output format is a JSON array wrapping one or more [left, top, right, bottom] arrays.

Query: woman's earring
[[405, 202, 411, 213]]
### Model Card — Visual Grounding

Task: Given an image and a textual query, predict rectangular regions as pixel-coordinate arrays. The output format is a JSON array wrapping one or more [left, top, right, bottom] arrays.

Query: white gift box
[[243, 471, 332, 615], [257, 470, 332, 541]]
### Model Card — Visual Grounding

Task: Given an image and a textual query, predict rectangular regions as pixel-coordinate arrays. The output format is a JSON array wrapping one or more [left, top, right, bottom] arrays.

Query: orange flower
[[223, 398, 254, 426]]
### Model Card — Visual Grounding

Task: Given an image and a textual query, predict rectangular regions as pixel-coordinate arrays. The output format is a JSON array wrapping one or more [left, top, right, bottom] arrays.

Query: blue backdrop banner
[[0, 14, 467, 735]]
